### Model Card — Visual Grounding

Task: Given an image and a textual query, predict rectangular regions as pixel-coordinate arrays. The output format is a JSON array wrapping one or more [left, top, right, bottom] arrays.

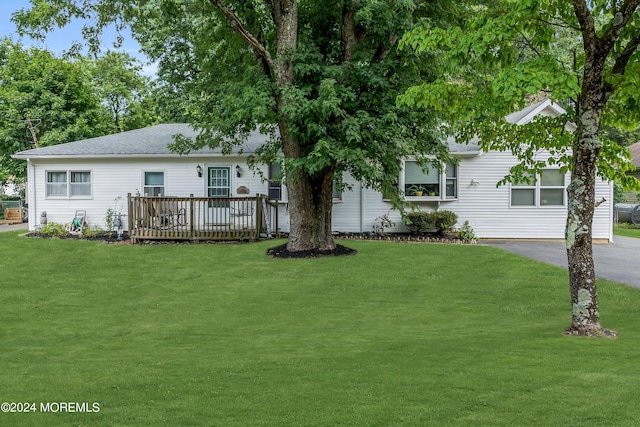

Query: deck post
[[273, 200, 278, 237], [127, 193, 134, 243], [255, 194, 263, 239], [189, 194, 195, 242]]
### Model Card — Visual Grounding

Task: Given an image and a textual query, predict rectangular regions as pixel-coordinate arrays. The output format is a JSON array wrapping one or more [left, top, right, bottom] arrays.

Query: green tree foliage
[[0, 38, 112, 182], [0, 38, 160, 185], [13, 0, 453, 252], [401, 0, 640, 336], [91, 51, 157, 132]]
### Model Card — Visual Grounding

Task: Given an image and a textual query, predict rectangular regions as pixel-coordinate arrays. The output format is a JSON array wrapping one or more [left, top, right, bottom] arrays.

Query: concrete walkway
[[485, 236, 640, 288]]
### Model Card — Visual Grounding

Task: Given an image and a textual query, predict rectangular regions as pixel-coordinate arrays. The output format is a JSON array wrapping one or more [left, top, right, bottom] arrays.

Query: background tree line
[[0, 38, 174, 188]]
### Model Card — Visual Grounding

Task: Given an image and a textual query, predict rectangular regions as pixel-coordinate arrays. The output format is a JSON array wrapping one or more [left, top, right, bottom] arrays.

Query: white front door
[[207, 167, 231, 225]]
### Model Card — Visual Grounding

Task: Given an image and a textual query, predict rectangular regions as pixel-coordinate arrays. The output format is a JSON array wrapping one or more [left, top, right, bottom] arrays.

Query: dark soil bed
[[334, 231, 476, 245], [267, 243, 358, 258], [26, 231, 130, 243]]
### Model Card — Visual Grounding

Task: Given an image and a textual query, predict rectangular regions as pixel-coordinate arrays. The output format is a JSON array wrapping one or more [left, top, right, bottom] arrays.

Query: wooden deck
[[127, 194, 278, 243]]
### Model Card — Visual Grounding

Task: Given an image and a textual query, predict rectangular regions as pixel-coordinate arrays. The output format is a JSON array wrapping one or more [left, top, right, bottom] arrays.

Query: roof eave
[[11, 152, 253, 160]]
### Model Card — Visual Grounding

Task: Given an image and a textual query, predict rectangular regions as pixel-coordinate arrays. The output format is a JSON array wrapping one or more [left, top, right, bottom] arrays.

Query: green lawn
[[614, 224, 640, 239], [2, 232, 640, 426]]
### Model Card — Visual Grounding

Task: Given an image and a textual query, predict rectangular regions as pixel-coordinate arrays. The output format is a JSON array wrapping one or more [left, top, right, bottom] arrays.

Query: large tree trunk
[[564, 98, 616, 337], [285, 169, 336, 252], [563, 0, 629, 337], [564, 134, 605, 336], [279, 125, 336, 252], [272, 1, 336, 253], [212, 0, 339, 253]]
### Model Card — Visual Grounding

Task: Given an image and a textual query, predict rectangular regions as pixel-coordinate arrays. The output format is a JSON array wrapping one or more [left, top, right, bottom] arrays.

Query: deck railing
[[127, 194, 278, 243]]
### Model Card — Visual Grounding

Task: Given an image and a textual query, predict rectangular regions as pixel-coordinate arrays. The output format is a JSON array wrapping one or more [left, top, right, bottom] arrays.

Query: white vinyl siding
[[25, 151, 611, 241]]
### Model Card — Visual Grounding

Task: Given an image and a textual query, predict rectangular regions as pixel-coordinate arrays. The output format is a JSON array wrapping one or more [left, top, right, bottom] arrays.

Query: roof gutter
[[11, 153, 254, 160]]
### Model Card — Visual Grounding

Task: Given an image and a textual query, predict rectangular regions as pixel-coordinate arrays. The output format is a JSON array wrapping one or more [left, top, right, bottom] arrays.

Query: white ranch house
[[12, 99, 614, 241]]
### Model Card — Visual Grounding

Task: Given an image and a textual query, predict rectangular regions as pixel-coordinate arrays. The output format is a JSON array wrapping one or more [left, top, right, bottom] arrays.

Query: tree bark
[[564, 0, 620, 336], [564, 114, 613, 336], [279, 125, 337, 252], [271, 1, 336, 252]]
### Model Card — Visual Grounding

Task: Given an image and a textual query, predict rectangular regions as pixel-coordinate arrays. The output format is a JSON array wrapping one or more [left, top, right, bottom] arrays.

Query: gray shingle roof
[[12, 122, 481, 159], [505, 99, 549, 124], [12, 124, 267, 158], [447, 137, 481, 153]]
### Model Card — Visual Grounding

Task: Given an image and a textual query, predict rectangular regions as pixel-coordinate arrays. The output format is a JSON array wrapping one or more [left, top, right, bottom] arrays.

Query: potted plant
[[407, 184, 424, 197]]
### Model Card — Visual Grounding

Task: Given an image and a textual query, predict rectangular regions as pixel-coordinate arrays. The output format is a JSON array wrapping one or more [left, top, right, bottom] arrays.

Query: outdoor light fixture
[[236, 165, 241, 178], [470, 179, 480, 186], [196, 165, 203, 177]]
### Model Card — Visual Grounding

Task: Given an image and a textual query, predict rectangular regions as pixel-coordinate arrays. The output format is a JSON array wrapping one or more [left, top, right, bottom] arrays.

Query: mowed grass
[[614, 225, 640, 239], [2, 232, 640, 426]]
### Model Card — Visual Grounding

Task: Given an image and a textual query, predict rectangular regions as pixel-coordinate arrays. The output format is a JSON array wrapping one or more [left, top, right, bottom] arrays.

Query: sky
[[0, 0, 157, 76]]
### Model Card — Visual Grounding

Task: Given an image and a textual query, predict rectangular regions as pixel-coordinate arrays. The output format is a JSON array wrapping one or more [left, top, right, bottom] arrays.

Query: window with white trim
[[511, 169, 565, 207], [70, 172, 91, 197], [332, 183, 342, 201], [144, 171, 165, 196], [268, 163, 282, 201], [403, 161, 457, 200], [46, 171, 92, 198]]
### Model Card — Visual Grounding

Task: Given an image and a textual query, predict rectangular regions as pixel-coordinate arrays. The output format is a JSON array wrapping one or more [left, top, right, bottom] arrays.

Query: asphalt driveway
[[485, 236, 640, 288]]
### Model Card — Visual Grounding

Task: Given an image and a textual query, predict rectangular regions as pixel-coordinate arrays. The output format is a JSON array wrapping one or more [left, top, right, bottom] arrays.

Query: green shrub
[[457, 221, 477, 241], [405, 211, 431, 234], [429, 210, 458, 235], [372, 211, 395, 235], [40, 222, 69, 238], [616, 222, 640, 230], [82, 225, 105, 239]]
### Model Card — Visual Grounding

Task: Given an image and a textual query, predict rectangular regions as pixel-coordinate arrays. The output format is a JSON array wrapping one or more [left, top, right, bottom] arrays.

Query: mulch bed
[[25, 231, 130, 243], [334, 232, 476, 245], [265, 232, 475, 258], [266, 243, 358, 258]]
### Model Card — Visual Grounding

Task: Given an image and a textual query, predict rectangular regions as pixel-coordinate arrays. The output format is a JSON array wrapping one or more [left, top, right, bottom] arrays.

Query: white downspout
[[359, 181, 365, 233], [609, 180, 614, 243], [27, 159, 36, 231]]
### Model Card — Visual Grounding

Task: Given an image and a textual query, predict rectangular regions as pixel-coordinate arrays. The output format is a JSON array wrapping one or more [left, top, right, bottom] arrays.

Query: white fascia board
[[11, 153, 251, 160], [516, 99, 577, 133], [516, 99, 555, 125]]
